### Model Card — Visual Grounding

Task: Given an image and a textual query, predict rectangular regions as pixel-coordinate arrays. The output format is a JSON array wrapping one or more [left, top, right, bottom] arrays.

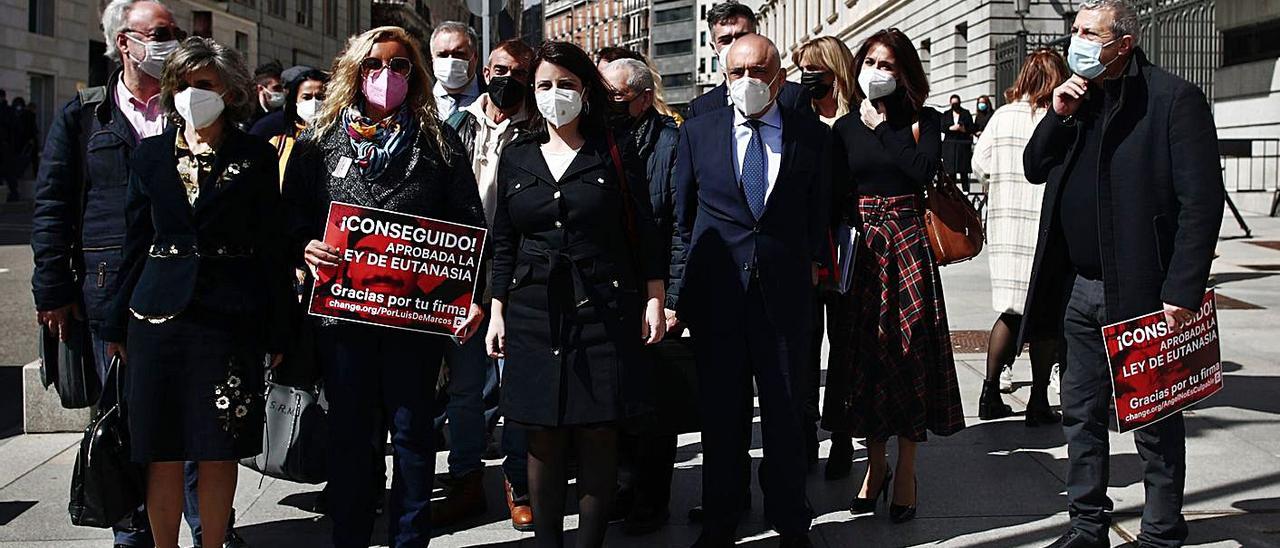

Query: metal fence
[[993, 32, 1069, 107], [1219, 138, 1280, 216]]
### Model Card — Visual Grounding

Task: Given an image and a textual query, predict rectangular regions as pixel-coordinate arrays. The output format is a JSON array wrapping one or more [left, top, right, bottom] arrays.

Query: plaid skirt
[[822, 194, 965, 442]]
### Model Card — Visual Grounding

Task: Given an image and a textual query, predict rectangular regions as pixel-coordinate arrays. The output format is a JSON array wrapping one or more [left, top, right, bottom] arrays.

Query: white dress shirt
[[434, 76, 482, 121], [732, 101, 783, 201]]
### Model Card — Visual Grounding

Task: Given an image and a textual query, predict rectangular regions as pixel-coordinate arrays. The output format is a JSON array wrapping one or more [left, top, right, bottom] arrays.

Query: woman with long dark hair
[[282, 26, 486, 547], [265, 68, 327, 186], [972, 48, 1070, 425], [485, 40, 667, 547], [822, 28, 965, 523]]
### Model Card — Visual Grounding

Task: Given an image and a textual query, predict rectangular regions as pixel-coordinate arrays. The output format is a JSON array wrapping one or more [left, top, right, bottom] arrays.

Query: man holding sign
[[1020, 2, 1224, 547]]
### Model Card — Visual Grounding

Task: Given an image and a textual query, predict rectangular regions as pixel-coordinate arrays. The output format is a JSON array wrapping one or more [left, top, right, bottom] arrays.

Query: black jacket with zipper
[[1019, 49, 1224, 345]]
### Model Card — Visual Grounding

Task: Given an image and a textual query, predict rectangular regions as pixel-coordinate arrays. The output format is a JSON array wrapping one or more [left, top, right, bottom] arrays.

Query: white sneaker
[[999, 364, 1014, 393], [1050, 364, 1062, 396]]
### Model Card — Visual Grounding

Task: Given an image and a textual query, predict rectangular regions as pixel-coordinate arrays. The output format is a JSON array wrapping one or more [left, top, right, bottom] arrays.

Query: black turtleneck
[[1058, 80, 1122, 280], [831, 97, 941, 198]]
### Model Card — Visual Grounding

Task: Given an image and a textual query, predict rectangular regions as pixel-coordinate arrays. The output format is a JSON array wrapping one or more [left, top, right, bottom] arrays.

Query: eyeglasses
[[124, 26, 186, 42], [360, 57, 413, 76]]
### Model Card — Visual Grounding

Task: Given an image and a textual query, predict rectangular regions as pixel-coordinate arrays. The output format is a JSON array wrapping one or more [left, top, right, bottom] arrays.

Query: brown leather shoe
[[505, 479, 534, 532], [430, 469, 486, 527]]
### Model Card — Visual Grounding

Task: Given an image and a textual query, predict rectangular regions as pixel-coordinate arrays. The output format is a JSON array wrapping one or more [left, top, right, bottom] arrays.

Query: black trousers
[[694, 281, 811, 538], [318, 324, 445, 548], [1061, 276, 1188, 547]]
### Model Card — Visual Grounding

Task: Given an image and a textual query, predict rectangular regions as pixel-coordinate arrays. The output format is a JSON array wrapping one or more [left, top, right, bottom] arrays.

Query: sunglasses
[[360, 57, 413, 76], [124, 26, 187, 42]]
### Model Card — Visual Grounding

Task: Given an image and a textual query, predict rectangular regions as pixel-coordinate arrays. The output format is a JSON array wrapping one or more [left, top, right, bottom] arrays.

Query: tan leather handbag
[[914, 123, 985, 265]]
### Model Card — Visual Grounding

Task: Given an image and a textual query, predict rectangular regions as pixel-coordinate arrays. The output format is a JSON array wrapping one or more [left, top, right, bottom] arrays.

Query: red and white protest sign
[[308, 201, 486, 336], [1102, 290, 1222, 433]]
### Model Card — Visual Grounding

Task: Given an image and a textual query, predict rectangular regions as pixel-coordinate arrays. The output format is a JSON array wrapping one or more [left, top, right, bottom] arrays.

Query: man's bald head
[[725, 34, 783, 116]]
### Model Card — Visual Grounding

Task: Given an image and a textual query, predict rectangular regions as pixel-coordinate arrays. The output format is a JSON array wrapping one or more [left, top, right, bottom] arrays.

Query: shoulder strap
[[445, 110, 469, 131], [72, 86, 109, 277], [604, 132, 639, 249]]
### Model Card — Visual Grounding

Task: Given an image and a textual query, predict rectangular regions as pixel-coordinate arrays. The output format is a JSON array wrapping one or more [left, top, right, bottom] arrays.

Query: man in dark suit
[[685, 1, 814, 120], [671, 33, 828, 548], [1020, 3, 1224, 548]]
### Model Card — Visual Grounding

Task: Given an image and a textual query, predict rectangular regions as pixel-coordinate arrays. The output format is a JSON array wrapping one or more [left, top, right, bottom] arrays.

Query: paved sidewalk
[[2, 207, 1278, 547]]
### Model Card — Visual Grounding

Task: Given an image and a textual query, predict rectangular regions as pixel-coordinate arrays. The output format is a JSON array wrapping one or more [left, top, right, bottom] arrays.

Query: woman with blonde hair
[[282, 26, 486, 547], [972, 48, 1070, 425], [793, 36, 857, 125], [101, 36, 293, 548]]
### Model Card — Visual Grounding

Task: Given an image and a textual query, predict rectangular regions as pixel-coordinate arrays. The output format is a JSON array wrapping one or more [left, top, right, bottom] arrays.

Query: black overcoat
[[1018, 49, 1224, 346]]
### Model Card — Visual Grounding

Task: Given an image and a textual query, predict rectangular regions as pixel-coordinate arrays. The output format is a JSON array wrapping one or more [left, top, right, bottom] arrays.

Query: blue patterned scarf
[[343, 104, 417, 180]]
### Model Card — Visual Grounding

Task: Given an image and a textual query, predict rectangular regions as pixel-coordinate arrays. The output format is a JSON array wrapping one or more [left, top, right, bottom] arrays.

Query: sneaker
[[999, 364, 1014, 393]]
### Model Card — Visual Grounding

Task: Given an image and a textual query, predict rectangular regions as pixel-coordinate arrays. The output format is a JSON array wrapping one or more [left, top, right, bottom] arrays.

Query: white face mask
[[264, 90, 286, 110], [295, 98, 322, 124], [535, 87, 583, 128], [857, 67, 897, 101], [126, 35, 179, 80], [174, 87, 225, 129], [728, 75, 775, 117], [433, 57, 472, 90]]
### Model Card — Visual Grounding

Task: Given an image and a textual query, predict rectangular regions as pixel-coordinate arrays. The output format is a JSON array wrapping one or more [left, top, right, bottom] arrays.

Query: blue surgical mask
[[1067, 35, 1118, 80]]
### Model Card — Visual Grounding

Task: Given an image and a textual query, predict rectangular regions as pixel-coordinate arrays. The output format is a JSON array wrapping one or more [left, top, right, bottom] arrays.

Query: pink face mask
[[362, 68, 409, 112]]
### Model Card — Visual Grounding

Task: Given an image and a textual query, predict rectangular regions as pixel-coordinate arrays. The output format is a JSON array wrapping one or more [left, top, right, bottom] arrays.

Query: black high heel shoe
[[825, 435, 854, 480], [849, 469, 892, 515], [889, 475, 917, 523]]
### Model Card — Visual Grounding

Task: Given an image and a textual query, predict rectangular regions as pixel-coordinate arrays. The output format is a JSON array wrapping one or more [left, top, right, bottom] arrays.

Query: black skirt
[[125, 306, 265, 462]]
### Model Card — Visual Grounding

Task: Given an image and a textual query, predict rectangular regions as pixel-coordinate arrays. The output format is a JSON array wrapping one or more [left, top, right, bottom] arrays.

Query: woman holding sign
[[281, 26, 486, 547], [100, 37, 293, 548], [485, 41, 667, 547]]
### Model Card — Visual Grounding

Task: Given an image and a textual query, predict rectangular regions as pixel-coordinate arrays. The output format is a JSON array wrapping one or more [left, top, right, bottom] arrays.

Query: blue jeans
[[90, 329, 210, 546], [499, 360, 527, 493], [441, 318, 497, 476], [319, 324, 444, 548]]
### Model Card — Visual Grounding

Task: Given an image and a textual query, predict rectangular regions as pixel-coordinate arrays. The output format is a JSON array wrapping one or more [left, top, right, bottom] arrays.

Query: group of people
[[29, 0, 1224, 547]]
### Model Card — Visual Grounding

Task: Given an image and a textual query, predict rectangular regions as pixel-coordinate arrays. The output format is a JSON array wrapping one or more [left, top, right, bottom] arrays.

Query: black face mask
[[606, 99, 634, 127], [950, 102, 962, 111], [487, 75, 526, 110], [800, 71, 832, 100]]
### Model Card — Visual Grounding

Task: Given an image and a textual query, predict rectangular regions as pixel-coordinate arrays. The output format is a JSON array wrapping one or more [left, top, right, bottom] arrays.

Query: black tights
[[985, 313, 1059, 407], [527, 425, 618, 548]]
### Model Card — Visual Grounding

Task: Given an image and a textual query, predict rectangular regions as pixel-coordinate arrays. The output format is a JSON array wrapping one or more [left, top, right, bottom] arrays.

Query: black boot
[[978, 380, 1014, 420]]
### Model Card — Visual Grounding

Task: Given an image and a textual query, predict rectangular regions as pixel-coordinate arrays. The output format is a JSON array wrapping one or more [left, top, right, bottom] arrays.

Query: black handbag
[[68, 356, 144, 528], [39, 319, 101, 409], [240, 378, 328, 484]]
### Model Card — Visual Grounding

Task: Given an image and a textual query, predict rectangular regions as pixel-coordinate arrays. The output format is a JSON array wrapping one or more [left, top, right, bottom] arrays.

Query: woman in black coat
[[101, 37, 293, 548], [282, 27, 486, 547], [485, 41, 667, 547], [941, 93, 975, 190]]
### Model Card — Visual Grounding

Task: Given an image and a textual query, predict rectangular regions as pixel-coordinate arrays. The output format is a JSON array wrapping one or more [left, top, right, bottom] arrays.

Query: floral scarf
[[343, 104, 417, 180]]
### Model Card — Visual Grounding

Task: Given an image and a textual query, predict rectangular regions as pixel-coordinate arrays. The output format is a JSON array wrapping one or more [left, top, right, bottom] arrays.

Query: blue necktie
[[740, 119, 767, 219]]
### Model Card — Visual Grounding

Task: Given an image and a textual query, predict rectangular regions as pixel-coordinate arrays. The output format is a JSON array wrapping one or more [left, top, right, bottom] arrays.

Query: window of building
[[655, 39, 693, 57], [29, 72, 54, 137], [655, 6, 694, 24], [324, 0, 338, 35], [665, 72, 694, 87], [919, 37, 931, 78], [700, 30, 706, 46], [235, 30, 250, 53], [192, 11, 213, 37], [699, 57, 706, 72], [348, 0, 361, 34], [1224, 18, 1280, 66], [28, 0, 54, 36], [233, 0, 256, 7], [700, 5, 706, 20], [954, 22, 968, 78], [298, 0, 313, 26], [267, 0, 286, 18], [711, 54, 718, 72]]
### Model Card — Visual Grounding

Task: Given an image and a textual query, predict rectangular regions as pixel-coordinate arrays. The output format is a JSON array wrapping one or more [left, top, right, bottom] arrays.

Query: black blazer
[[686, 81, 817, 120], [941, 107, 974, 141], [1019, 49, 1224, 345], [102, 125, 294, 351], [489, 134, 667, 304], [671, 104, 830, 335]]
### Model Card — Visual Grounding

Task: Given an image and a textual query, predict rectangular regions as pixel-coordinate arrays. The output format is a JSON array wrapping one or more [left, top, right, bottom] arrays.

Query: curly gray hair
[[160, 37, 255, 124], [101, 0, 170, 64], [1080, 0, 1142, 44]]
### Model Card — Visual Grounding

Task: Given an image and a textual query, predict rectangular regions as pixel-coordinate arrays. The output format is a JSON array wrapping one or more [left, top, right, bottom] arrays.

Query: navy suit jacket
[[670, 104, 830, 335], [686, 81, 816, 120]]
